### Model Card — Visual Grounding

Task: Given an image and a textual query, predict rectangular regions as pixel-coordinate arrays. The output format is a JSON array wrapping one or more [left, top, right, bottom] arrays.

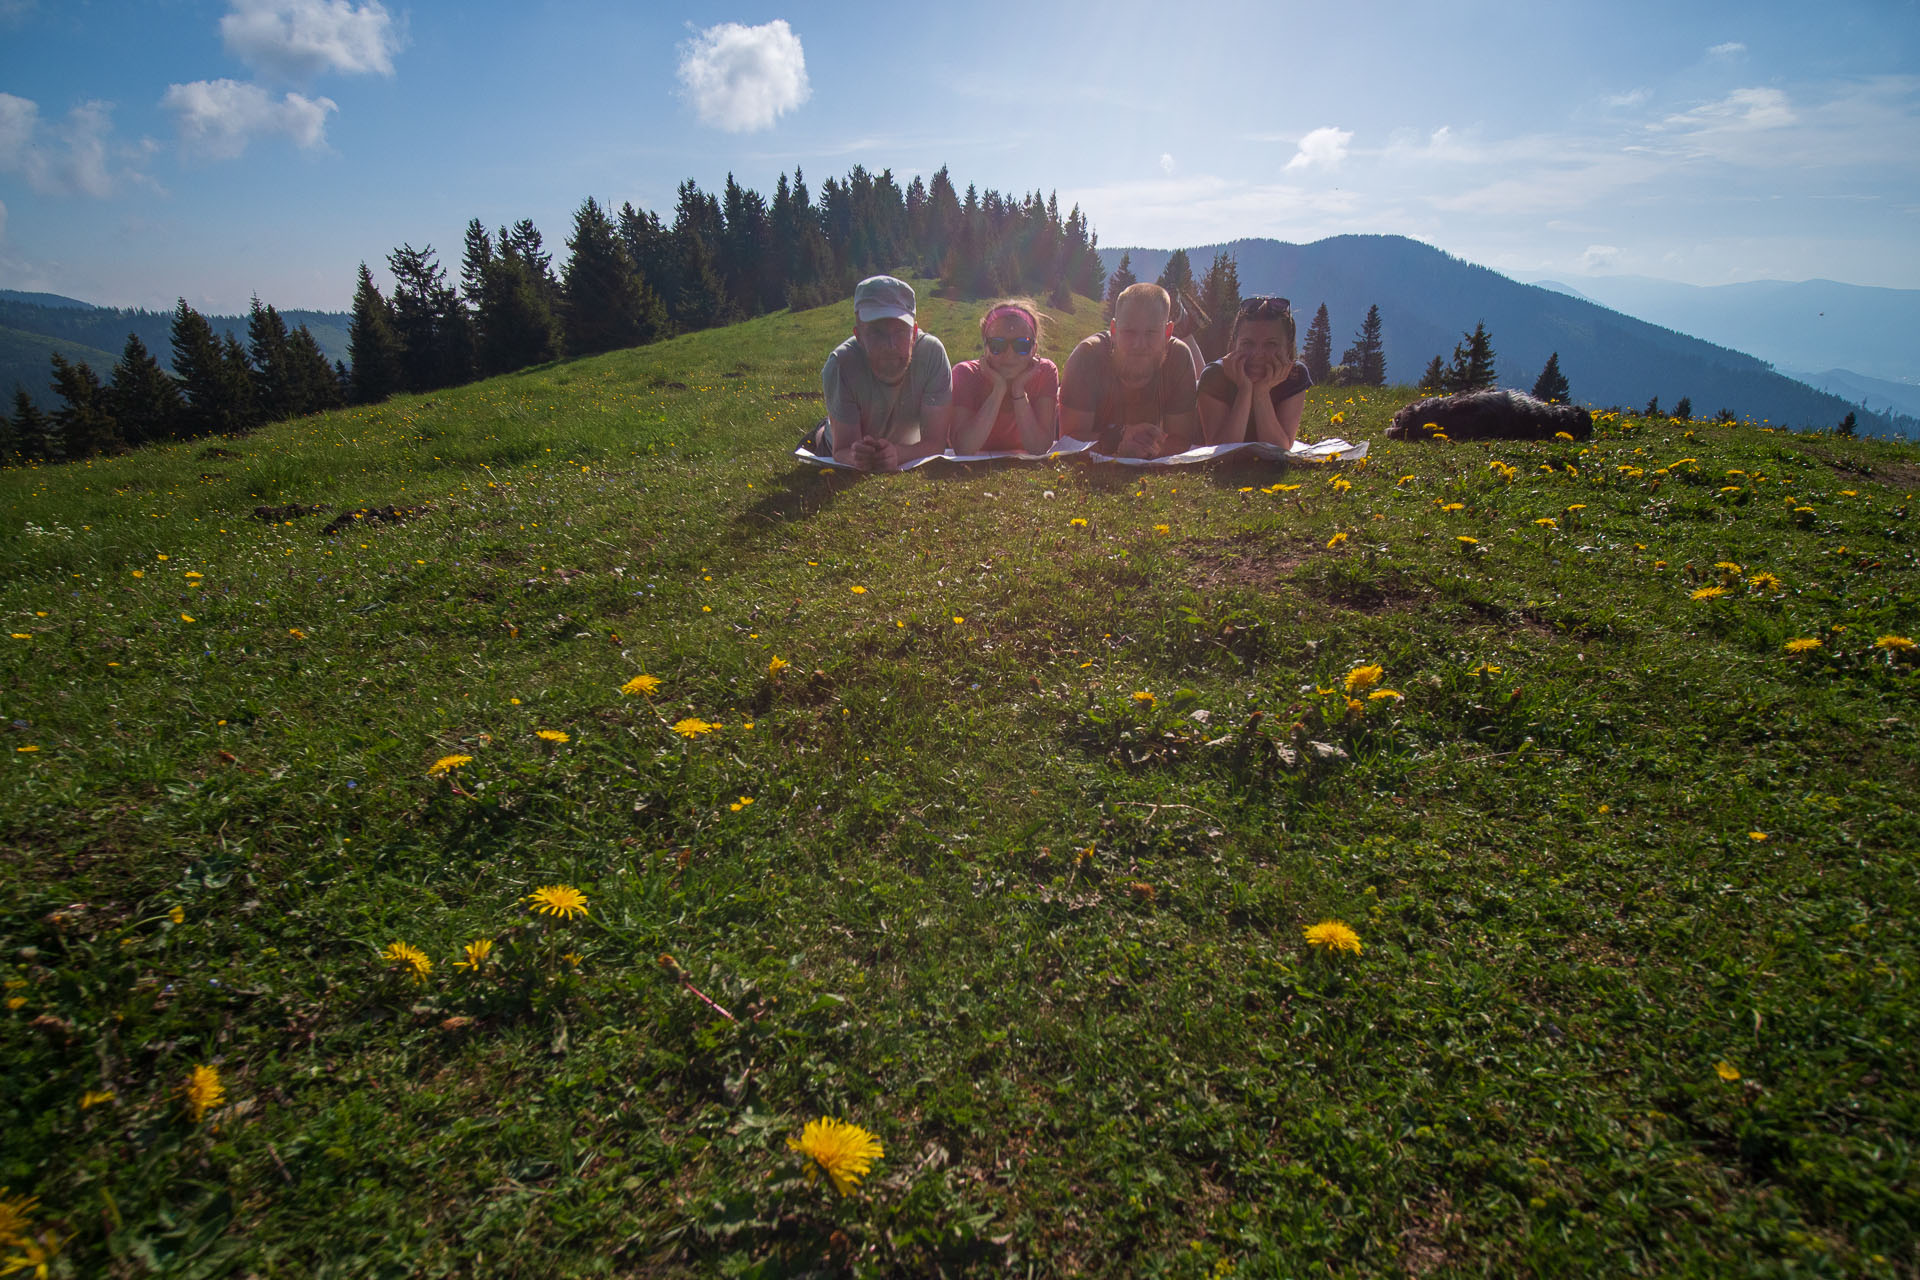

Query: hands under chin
[[852, 437, 902, 472], [1116, 423, 1167, 458]]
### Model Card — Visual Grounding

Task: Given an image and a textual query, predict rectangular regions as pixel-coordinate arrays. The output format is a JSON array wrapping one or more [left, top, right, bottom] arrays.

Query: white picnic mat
[[794, 436, 1366, 471]]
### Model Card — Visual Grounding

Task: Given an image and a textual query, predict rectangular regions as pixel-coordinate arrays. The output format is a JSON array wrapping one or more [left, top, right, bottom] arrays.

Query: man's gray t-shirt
[[821, 332, 952, 447]]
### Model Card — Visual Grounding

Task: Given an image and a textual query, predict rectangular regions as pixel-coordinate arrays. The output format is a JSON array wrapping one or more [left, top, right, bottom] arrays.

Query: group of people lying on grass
[[817, 276, 1311, 471]]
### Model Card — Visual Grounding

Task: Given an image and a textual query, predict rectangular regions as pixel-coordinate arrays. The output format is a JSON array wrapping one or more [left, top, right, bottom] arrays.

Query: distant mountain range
[[1100, 237, 1915, 440], [1, 290, 350, 409], [1523, 275, 1920, 387]]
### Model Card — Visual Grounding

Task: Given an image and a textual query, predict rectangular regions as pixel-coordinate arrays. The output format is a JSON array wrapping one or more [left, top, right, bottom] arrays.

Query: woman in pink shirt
[[949, 299, 1058, 454]]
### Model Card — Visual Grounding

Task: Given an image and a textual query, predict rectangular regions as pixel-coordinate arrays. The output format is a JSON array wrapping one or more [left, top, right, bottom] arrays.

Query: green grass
[[3, 284, 1918, 1278]]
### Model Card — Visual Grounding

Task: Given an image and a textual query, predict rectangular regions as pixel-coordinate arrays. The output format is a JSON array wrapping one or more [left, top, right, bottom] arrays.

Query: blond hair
[[1112, 282, 1171, 325]]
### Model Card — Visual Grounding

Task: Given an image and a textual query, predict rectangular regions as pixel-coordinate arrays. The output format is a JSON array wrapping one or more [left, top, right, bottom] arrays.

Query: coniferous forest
[[1, 165, 1108, 466]]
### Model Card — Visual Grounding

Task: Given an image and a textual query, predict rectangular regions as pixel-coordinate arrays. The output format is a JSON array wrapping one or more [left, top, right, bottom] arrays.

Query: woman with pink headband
[[949, 298, 1058, 454]]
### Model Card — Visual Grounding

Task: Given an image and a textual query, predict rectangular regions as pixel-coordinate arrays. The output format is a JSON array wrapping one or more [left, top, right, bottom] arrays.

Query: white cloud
[[220, 0, 402, 80], [1657, 87, 1795, 134], [1605, 88, 1651, 109], [676, 19, 810, 133], [1707, 41, 1747, 58], [1159, 152, 1175, 174], [163, 79, 336, 160], [1285, 126, 1352, 172], [1581, 244, 1622, 271], [0, 93, 121, 196]]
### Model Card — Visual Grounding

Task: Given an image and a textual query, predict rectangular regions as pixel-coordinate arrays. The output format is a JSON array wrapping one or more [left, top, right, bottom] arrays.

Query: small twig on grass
[[1111, 800, 1225, 826], [658, 953, 735, 1021]]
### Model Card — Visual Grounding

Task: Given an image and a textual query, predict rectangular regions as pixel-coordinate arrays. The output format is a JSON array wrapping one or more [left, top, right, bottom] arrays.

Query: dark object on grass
[[251, 503, 327, 522], [1387, 390, 1592, 441], [321, 503, 428, 537]]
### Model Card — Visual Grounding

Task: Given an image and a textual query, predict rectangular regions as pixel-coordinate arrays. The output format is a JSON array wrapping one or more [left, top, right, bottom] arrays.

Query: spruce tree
[[563, 196, 664, 355], [485, 246, 563, 371], [1673, 397, 1691, 421], [1530, 351, 1570, 404], [49, 353, 117, 458], [1418, 354, 1447, 393], [1196, 250, 1240, 361], [172, 300, 242, 435], [221, 334, 263, 432], [1103, 252, 1137, 322], [1443, 339, 1470, 393], [9, 387, 55, 461], [388, 244, 471, 391], [247, 297, 298, 421], [1343, 305, 1387, 387], [287, 326, 343, 414], [1155, 249, 1194, 307], [1644, 396, 1660, 418], [348, 264, 404, 404], [1302, 304, 1333, 384], [1458, 320, 1494, 390], [109, 333, 184, 445]]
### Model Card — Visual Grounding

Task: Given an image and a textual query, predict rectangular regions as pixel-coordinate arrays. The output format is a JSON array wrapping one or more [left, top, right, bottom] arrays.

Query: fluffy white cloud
[[163, 79, 336, 160], [0, 93, 119, 196], [1285, 126, 1352, 172], [220, 0, 402, 80], [1707, 41, 1747, 58], [1159, 152, 1175, 174], [677, 19, 810, 133]]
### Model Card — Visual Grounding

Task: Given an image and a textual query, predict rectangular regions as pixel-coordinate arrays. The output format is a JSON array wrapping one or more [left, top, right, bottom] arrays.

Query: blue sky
[[2, 0, 1916, 313]]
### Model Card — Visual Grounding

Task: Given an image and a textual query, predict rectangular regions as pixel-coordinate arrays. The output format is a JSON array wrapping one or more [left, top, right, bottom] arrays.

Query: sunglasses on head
[[1237, 296, 1291, 319], [985, 336, 1035, 355]]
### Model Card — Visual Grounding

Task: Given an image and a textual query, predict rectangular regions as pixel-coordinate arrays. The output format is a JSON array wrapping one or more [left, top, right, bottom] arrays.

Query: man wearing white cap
[[820, 275, 953, 471]]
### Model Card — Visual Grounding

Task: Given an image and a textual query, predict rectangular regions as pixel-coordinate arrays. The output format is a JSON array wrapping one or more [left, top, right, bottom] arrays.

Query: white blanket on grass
[[794, 436, 1367, 471]]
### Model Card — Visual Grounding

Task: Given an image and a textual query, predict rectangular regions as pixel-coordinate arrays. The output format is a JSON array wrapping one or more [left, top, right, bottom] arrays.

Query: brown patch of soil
[[1173, 531, 1306, 592]]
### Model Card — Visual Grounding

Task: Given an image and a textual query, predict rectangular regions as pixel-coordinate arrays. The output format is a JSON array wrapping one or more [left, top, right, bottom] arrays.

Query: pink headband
[[981, 304, 1036, 336]]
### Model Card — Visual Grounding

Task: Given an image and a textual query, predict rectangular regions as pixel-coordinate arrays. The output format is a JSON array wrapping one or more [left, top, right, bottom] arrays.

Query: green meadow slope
[[2, 289, 1917, 1277]]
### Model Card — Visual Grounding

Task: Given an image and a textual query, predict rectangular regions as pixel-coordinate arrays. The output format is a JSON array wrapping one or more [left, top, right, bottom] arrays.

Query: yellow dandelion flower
[[131, 569, 144, 578], [288, 627, 307, 640], [767, 656, 790, 675], [180, 614, 195, 623], [527, 884, 588, 920], [1785, 638, 1822, 654], [1070, 517, 1088, 527], [1440, 502, 1464, 512], [81, 1089, 115, 1109], [1793, 505, 1815, 515], [184, 1063, 225, 1123], [1874, 634, 1915, 653], [1457, 535, 1479, 546], [787, 1117, 885, 1196], [952, 615, 965, 625], [1839, 489, 1857, 496], [1534, 518, 1557, 528], [1330, 478, 1352, 493], [8, 634, 28, 641], [1131, 691, 1156, 705], [1368, 689, 1403, 701], [1715, 1061, 1741, 1082], [1330, 411, 1346, 425], [1345, 664, 1384, 694], [1275, 483, 1301, 492], [1748, 831, 1769, 842], [169, 905, 185, 925], [1691, 586, 1730, 601], [535, 729, 570, 743], [1713, 561, 1743, 573], [428, 754, 472, 777], [621, 673, 662, 697], [849, 585, 867, 594], [672, 717, 718, 737], [0, 1188, 39, 1241], [1, 1229, 60, 1277], [1153, 523, 1170, 534], [1565, 503, 1586, 512], [1325, 532, 1348, 548], [383, 941, 433, 984], [15, 746, 38, 754], [1304, 920, 1362, 955], [453, 939, 493, 971], [1554, 431, 1575, 441]]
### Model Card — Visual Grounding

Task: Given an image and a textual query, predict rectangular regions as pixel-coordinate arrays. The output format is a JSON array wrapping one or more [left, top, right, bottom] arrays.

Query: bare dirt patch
[[1173, 530, 1306, 592]]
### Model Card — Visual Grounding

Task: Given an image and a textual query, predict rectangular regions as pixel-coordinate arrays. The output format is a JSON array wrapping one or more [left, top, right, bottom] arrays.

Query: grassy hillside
[[3, 287, 1918, 1278]]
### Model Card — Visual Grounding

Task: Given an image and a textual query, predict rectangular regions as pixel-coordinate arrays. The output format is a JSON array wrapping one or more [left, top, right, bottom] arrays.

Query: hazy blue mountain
[[1100, 236, 1898, 437], [1515, 274, 1920, 385], [1, 292, 351, 410], [1785, 368, 1920, 422]]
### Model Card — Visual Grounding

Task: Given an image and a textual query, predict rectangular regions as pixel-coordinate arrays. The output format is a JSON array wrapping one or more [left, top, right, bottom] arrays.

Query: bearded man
[[1058, 282, 1200, 459], [819, 275, 953, 472]]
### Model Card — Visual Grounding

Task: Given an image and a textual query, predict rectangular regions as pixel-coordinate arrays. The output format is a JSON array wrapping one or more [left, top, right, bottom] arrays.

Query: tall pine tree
[[1459, 321, 1496, 390], [1530, 352, 1570, 403], [1302, 304, 1333, 384], [1418, 354, 1447, 393], [1195, 250, 1241, 361], [1103, 252, 1137, 322], [247, 297, 298, 421], [108, 333, 183, 445], [49, 353, 117, 458], [172, 300, 252, 435], [347, 265, 404, 404], [1340, 304, 1386, 386], [1155, 249, 1195, 308], [562, 196, 665, 355], [8, 387, 55, 461]]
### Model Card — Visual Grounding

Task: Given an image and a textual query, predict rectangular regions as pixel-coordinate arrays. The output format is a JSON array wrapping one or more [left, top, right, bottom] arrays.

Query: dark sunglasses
[[984, 336, 1035, 355], [1237, 296, 1291, 319]]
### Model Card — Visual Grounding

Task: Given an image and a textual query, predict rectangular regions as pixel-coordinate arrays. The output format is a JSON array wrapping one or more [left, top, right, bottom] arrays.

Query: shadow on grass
[[731, 461, 866, 531]]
